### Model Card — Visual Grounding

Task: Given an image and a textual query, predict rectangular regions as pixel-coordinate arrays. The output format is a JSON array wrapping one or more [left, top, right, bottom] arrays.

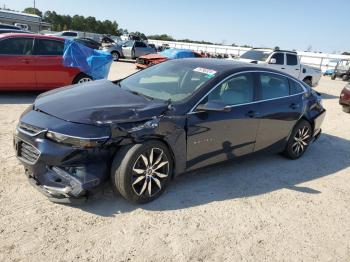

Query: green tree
[[23, 7, 42, 17]]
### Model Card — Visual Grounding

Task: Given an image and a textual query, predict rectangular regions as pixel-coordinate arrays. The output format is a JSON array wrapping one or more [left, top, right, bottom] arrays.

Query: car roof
[[0, 33, 65, 41], [167, 58, 300, 79]]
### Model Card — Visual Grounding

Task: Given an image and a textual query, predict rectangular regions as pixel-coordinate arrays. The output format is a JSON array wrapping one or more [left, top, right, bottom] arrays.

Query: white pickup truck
[[235, 48, 322, 87]]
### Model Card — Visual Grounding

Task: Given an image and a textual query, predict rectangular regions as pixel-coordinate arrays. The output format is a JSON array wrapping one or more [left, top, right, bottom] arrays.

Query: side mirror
[[196, 102, 231, 112], [122, 44, 127, 48], [269, 58, 277, 64]]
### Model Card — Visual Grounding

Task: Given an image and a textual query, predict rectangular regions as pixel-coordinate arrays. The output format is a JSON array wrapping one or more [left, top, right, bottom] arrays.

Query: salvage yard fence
[[148, 39, 350, 72]]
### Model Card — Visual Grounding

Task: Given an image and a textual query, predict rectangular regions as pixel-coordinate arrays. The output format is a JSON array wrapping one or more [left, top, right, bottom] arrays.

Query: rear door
[[254, 72, 304, 152], [33, 38, 73, 89], [285, 53, 300, 78], [134, 41, 152, 57], [0, 37, 36, 90]]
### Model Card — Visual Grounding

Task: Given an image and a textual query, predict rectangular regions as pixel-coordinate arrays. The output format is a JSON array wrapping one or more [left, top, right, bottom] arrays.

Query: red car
[[136, 48, 203, 69], [340, 83, 350, 113], [0, 33, 92, 91]]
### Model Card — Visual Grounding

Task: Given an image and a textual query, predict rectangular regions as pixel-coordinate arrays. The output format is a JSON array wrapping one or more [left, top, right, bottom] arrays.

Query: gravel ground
[[0, 62, 350, 262]]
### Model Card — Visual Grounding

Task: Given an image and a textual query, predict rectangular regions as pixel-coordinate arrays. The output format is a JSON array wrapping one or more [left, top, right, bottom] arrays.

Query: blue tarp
[[63, 40, 113, 80], [159, 49, 195, 59]]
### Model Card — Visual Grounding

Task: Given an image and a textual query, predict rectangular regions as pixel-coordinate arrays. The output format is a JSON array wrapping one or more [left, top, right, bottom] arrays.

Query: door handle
[[289, 103, 300, 110], [295, 69, 300, 71], [281, 67, 285, 69], [246, 110, 260, 118]]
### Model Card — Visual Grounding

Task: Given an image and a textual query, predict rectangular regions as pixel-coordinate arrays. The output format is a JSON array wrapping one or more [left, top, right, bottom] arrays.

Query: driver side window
[[207, 73, 255, 106]]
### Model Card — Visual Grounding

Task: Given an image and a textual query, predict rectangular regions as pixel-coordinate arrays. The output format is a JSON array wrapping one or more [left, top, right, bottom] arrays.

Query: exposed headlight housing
[[127, 118, 160, 133], [46, 131, 109, 148]]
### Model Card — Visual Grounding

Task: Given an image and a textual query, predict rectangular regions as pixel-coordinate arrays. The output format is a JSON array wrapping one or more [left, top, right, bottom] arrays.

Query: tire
[[343, 106, 350, 113], [111, 51, 120, 61], [331, 74, 336, 80], [111, 140, 173, 204], [73, 74, 92, 84], [131, 49, 136, 60], [303, 78, 312, 87], [283, 120, 312, 160], [342, 75, 349, 81]]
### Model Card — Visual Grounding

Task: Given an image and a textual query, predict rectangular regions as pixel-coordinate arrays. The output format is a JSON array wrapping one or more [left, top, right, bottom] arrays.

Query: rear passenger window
[[289, 80, 304, 95], [259, 73, 289, 100], [135, 41, 147, 48], [287, 54, 298, 65], [0, 38, 33, 55], [270, 53, 284, 65], [34, 39, 64, 56]]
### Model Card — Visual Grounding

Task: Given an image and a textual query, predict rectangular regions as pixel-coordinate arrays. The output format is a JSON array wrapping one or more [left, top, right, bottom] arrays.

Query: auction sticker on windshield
[[193, 67, 217, 77]]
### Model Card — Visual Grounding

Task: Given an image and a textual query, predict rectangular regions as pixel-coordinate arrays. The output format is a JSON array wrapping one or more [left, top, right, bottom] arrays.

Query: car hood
[[34, 80, 168, 125], [140, 53, 167, 60]]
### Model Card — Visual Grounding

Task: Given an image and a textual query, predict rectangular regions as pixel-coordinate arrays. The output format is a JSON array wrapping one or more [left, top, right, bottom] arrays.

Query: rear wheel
[[343, 106, 350, 113], [342, 75, 349, 81], [283, 120, 312, 160], [73, 74, 92, 84], [303, 78, 312, 87], [331, 74, 336, 80], [111, 141, 173, 204], [111, 51, 120, 61]]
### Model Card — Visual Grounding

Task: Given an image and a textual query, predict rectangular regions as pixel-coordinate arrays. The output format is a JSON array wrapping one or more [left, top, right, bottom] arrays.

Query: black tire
[[342, 75, 349, 81], [283, 120, 312, 160], [303, 78, 312, 87], [111, 140, 173, 204], [111, 51, 120, 61], [343, 106, 350, 113], [331, 74, 336, 80], [73, 74, 92, 84]]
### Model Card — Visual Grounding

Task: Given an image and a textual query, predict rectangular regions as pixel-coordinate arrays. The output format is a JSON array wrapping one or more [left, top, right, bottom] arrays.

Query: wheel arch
[[72, 72, 92, 84]]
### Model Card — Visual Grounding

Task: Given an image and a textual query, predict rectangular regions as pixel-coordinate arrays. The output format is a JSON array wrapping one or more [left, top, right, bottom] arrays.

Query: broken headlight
[[127, 118, 160, 132], [46, 131, 109, 148]]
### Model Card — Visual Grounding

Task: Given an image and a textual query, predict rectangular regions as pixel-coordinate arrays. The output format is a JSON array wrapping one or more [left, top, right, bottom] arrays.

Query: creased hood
[[34, 80, 168, 125]]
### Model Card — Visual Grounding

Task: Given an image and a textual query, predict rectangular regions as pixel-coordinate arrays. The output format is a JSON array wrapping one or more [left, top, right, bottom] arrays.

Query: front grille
[[18, 122, 45, 136], [17, 141, 40, 164]]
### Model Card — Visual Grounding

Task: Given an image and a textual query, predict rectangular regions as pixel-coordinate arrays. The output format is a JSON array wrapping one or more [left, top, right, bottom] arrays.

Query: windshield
[[119, 62, 218, 102], [240, 50, 272, 61]]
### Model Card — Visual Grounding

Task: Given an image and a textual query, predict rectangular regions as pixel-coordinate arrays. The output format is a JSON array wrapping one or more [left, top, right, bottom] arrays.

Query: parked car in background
[[235, 48, 322, 87], [0, 33, 93, 91], [136, 48, 203, 69], [14, 59, 325, 204], [0, 29, 32, 34], [340, 83, 350, 113], [331, 59, 350, 81], [0, 23, 21, 30], [74, 37, 101, 50], [103, 40, 156, 61]]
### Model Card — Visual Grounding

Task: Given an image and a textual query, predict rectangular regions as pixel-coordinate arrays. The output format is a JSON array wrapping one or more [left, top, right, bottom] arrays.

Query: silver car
[[104, 40, 156, 61]]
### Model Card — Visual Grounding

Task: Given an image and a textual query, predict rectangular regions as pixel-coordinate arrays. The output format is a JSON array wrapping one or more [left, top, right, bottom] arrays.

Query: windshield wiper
[[128, 90, 154, 101]]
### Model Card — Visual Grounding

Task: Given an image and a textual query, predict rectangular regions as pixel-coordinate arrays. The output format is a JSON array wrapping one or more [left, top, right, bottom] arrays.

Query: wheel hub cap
[[292, 126, 310, 155]]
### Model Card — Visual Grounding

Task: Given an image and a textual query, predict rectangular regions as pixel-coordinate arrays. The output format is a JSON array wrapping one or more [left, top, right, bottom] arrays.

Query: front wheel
[[111, 51, 120, 61], [303, 78, 312, 87], [111, 141, 173, 204], [331, 74, 336, 80], [342, 75, 349, 81], [283, 120, 312, 160]]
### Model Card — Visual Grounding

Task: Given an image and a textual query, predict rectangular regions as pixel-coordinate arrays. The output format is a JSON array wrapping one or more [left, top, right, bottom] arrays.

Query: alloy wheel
[[78, 77, 92, 83], [292, 126, 310, 156], [131, 148, 169, 197]]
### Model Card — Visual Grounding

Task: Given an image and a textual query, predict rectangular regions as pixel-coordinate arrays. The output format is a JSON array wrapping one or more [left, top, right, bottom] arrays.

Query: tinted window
[[34, 39, 64, 56], [240, 50, 272, 61], [0, 37, 33, 55], [259, 73, 289, 99], [208, 73, 254, 105], [62, 32, 77, 37], [287, 54, 298, 65], [271, 53, 284, 65], [135, 41, 147, 48], [289, 80, 304, 95]]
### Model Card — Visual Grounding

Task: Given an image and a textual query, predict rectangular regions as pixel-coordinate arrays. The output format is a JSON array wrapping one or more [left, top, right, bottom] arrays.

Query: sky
[[2, 0, 349, 53]]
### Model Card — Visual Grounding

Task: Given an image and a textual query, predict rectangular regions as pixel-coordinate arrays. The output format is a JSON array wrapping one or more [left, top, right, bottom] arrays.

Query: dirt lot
[[1, 62, 350, 262]]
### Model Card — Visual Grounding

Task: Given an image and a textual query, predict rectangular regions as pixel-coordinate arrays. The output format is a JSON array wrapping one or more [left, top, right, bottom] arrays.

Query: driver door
[[186, 72, 261, 171], [121, 40, 134, 58]]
